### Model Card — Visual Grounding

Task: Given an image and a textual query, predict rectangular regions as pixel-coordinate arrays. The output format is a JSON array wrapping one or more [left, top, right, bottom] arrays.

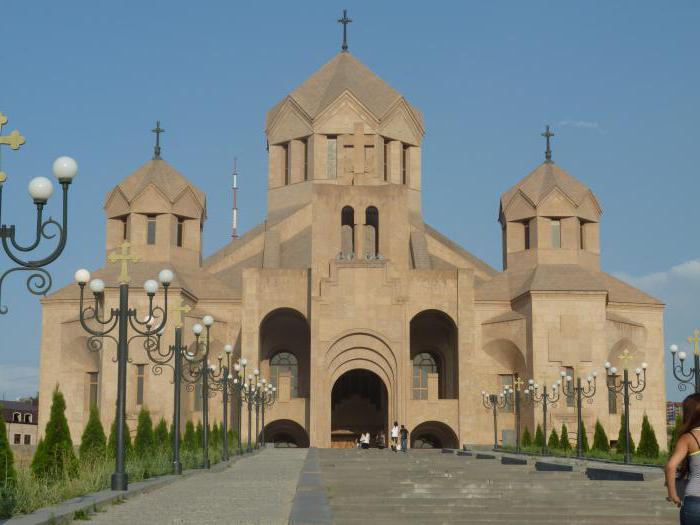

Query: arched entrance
[[331, 369, 388, 448], [262, 419, 309, 448], [410, 421, 459, 449]]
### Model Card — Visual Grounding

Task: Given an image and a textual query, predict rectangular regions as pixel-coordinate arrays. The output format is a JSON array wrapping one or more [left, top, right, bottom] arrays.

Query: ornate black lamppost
[[181, 315, 215, 468], [75, 250, 172, 491], [241, 368, 263, 452], [0, 120, 78, 314], [481, 389, 508, 449], [670, 329, 700, 394], [560, 370, 597, 458], [526, 378, 561, 455], [207, 343, 236, 461], [258, 380, 276, 448], [231, 358, 248, 455], [604, 350, 648, 464], [501, 374, 526, 453]]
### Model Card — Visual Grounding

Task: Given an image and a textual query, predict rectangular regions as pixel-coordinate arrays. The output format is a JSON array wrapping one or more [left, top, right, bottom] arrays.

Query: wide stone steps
[[318, 449, 677, 524]]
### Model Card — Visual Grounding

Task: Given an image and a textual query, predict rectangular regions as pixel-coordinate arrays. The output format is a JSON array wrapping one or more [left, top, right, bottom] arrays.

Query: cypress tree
[[195, 421, 203, 449], [534, 424, 544, 448], [0, 404, 16, 485], [592, 420, 610, 452], [547, 428, 560, 450], [154, 418, 169, 450], [107, 412, 132, 458], [228, 429, 236, 448], [211, 422, 220, 447], [521, 426, 532, 448], [559, 423, 571, 451], [134, 408, 154, 457], [615, 413, 635, 455], [183, 421, 197, 451], [579, 419, 589, 453], [79, 405, 106, 460], [31, 387, 77, 479], [637, 414, 660, 458]]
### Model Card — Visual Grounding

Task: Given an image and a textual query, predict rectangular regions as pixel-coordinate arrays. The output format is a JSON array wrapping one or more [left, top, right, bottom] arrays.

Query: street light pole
[[259, 382, 276, 447], [526, 379, 561, 455], [560, 370, 597, 458], [481, 390, 507, 449], [605, 355, 648, 464], [670, 331, 700, 393], [75, 259, 173, 491]]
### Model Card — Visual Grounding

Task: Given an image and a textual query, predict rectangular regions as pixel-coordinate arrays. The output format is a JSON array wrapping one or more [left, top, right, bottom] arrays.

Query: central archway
[[331, 369, 388, 448]]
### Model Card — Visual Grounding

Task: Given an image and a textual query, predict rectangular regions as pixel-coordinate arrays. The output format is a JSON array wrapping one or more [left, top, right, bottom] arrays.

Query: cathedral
[[38, 48, 666, 450]]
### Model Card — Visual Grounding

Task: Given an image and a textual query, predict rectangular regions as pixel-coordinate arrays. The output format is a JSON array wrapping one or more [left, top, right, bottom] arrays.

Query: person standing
[[391, 422, 399, 452], [665, 392, 700, 524], [399, 424, 409, 453]]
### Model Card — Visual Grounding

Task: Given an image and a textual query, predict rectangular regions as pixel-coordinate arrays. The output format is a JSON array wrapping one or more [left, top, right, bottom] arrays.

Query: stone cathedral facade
[[38, 51, 666, 449]]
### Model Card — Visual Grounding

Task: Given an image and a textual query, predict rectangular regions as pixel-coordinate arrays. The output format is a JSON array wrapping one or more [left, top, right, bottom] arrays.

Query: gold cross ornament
[[108, 241, 140, 284], [617, 348, 636, 364], [688, 329, 700, 356], [170, 297, 191, 329], [0, 112, 26, 182], [513, 375, 524, 390]]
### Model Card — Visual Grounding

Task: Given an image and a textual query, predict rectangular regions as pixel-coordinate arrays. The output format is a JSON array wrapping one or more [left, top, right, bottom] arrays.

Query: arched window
[[365, 206, 379, 258], [24, 414, 32, 423], [270, 352, 298, 398], [12, 412, 20, 423], [412, 352, 437, 400], [340, 206, 355, 258]]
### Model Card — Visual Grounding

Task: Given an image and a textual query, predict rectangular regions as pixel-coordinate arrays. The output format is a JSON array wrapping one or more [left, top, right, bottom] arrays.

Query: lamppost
[[481, 390, 508, 449], [526, 378, 561, 455], [207, 344, 236, 461], [669, 329, 700, 393], [230, 358, 248, 455], [258, 381, 276, 448], [501, 374, 525, 453], [75, 249, 172, 491], [181, 315, 215, 468], [240, 369, 263, 452], [0, 126, 78, 315], [559, 370, 597, 458], [604, 351, 648, 464]]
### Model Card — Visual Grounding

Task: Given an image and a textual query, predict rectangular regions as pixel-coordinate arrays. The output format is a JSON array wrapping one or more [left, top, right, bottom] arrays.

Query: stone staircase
[[318, 449, 678, 525]]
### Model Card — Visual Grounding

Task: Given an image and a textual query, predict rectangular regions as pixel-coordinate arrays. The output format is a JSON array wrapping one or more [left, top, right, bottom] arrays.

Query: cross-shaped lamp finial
[[108, 241, 140, 284]]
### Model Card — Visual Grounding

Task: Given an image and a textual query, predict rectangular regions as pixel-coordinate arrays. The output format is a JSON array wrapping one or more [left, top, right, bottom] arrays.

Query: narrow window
[[327, 136, 337, 179], [341, 206, 355, 257], [13, 434, 20, 445], [24, 413, 32, 423], [401, 144, 410, 185], [499, 374, 514, 412], [282, 143, 290, 185], [607, 375, 617, 414], [136, 364, 145, 406], [551, 219, 561, 248], [147, 215, 157, 245], [412, 353, 437, 400], [13, 412, 20, 423], [303, 138, 309, 181], [383, 139, 389, 181], [365, 206, 379, 257], [579, 220, 586, 250], [176, 217, 184, 247], [564, 366, 574, 407], [24, 434, 31, 445], [270, 351, 299, 398], [121, 216, 128, 240], [88, 372, 99, 408], [524, 221, 530, 250]]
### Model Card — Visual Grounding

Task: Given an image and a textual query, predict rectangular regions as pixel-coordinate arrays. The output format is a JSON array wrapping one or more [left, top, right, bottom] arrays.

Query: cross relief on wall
[[338, 122, 376, 185]]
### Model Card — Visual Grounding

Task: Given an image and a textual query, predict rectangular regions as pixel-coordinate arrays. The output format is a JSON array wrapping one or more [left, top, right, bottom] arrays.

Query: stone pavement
[[87, 448, 308, 524], [318, 449, 679, 524]]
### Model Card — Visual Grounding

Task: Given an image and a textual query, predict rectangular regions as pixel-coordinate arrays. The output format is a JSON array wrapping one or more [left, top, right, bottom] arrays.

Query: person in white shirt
[[360, 432, 370, 449], [391, 422, 399, 452]]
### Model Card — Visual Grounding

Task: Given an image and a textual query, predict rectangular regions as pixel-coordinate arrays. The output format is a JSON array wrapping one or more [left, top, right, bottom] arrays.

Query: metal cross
[[513, 375, 524, 390], [618, 348, 636, 364], [541, 125, 554, 162], [170, 297, 191, 329], [0, 112, 26, 182], [152, 121, 165, 160], [338, 9, 352, 52], [108, 241, 140, 284], [689, 329, 700, 356]]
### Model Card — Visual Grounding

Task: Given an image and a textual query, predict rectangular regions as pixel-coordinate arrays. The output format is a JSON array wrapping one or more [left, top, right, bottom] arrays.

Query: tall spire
[[152, 120, 165, 160], [231, 158, 239, 239], [338, 9, 352, 52], [541, 125, 554, 163]]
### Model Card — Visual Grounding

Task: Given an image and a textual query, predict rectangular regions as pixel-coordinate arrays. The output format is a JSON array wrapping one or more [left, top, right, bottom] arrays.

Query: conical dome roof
[[266, 52, 422, 126]]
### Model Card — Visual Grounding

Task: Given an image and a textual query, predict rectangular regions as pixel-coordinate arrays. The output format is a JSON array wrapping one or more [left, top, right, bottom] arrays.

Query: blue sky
[[0, 1, 698, 401]]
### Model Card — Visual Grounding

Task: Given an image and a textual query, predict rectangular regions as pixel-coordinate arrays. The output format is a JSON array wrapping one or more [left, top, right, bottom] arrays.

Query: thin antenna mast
[[232, 158, 239, 239]]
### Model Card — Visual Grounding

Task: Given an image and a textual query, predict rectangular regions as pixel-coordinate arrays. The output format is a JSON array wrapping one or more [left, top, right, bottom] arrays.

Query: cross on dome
[[152, 120, 165, 160], [337, 9, 352, 52], [541, 125, 554, 163]]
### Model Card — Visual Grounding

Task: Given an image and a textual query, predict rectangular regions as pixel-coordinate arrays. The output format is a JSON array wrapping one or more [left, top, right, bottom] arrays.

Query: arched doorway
[[331, 369, 388, 448], [410, 310, 458, 399], [262, 419, 309, 448], [410, 421, 459, 449]]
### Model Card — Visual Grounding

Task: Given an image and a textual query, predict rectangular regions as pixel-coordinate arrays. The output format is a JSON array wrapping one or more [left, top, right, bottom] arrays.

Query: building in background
[[2, 398, 38, 446], [667, 401, 683, 424]]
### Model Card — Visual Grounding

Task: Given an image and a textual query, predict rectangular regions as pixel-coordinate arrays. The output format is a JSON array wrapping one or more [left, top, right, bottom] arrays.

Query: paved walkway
[[88, 448, 308, 524]]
